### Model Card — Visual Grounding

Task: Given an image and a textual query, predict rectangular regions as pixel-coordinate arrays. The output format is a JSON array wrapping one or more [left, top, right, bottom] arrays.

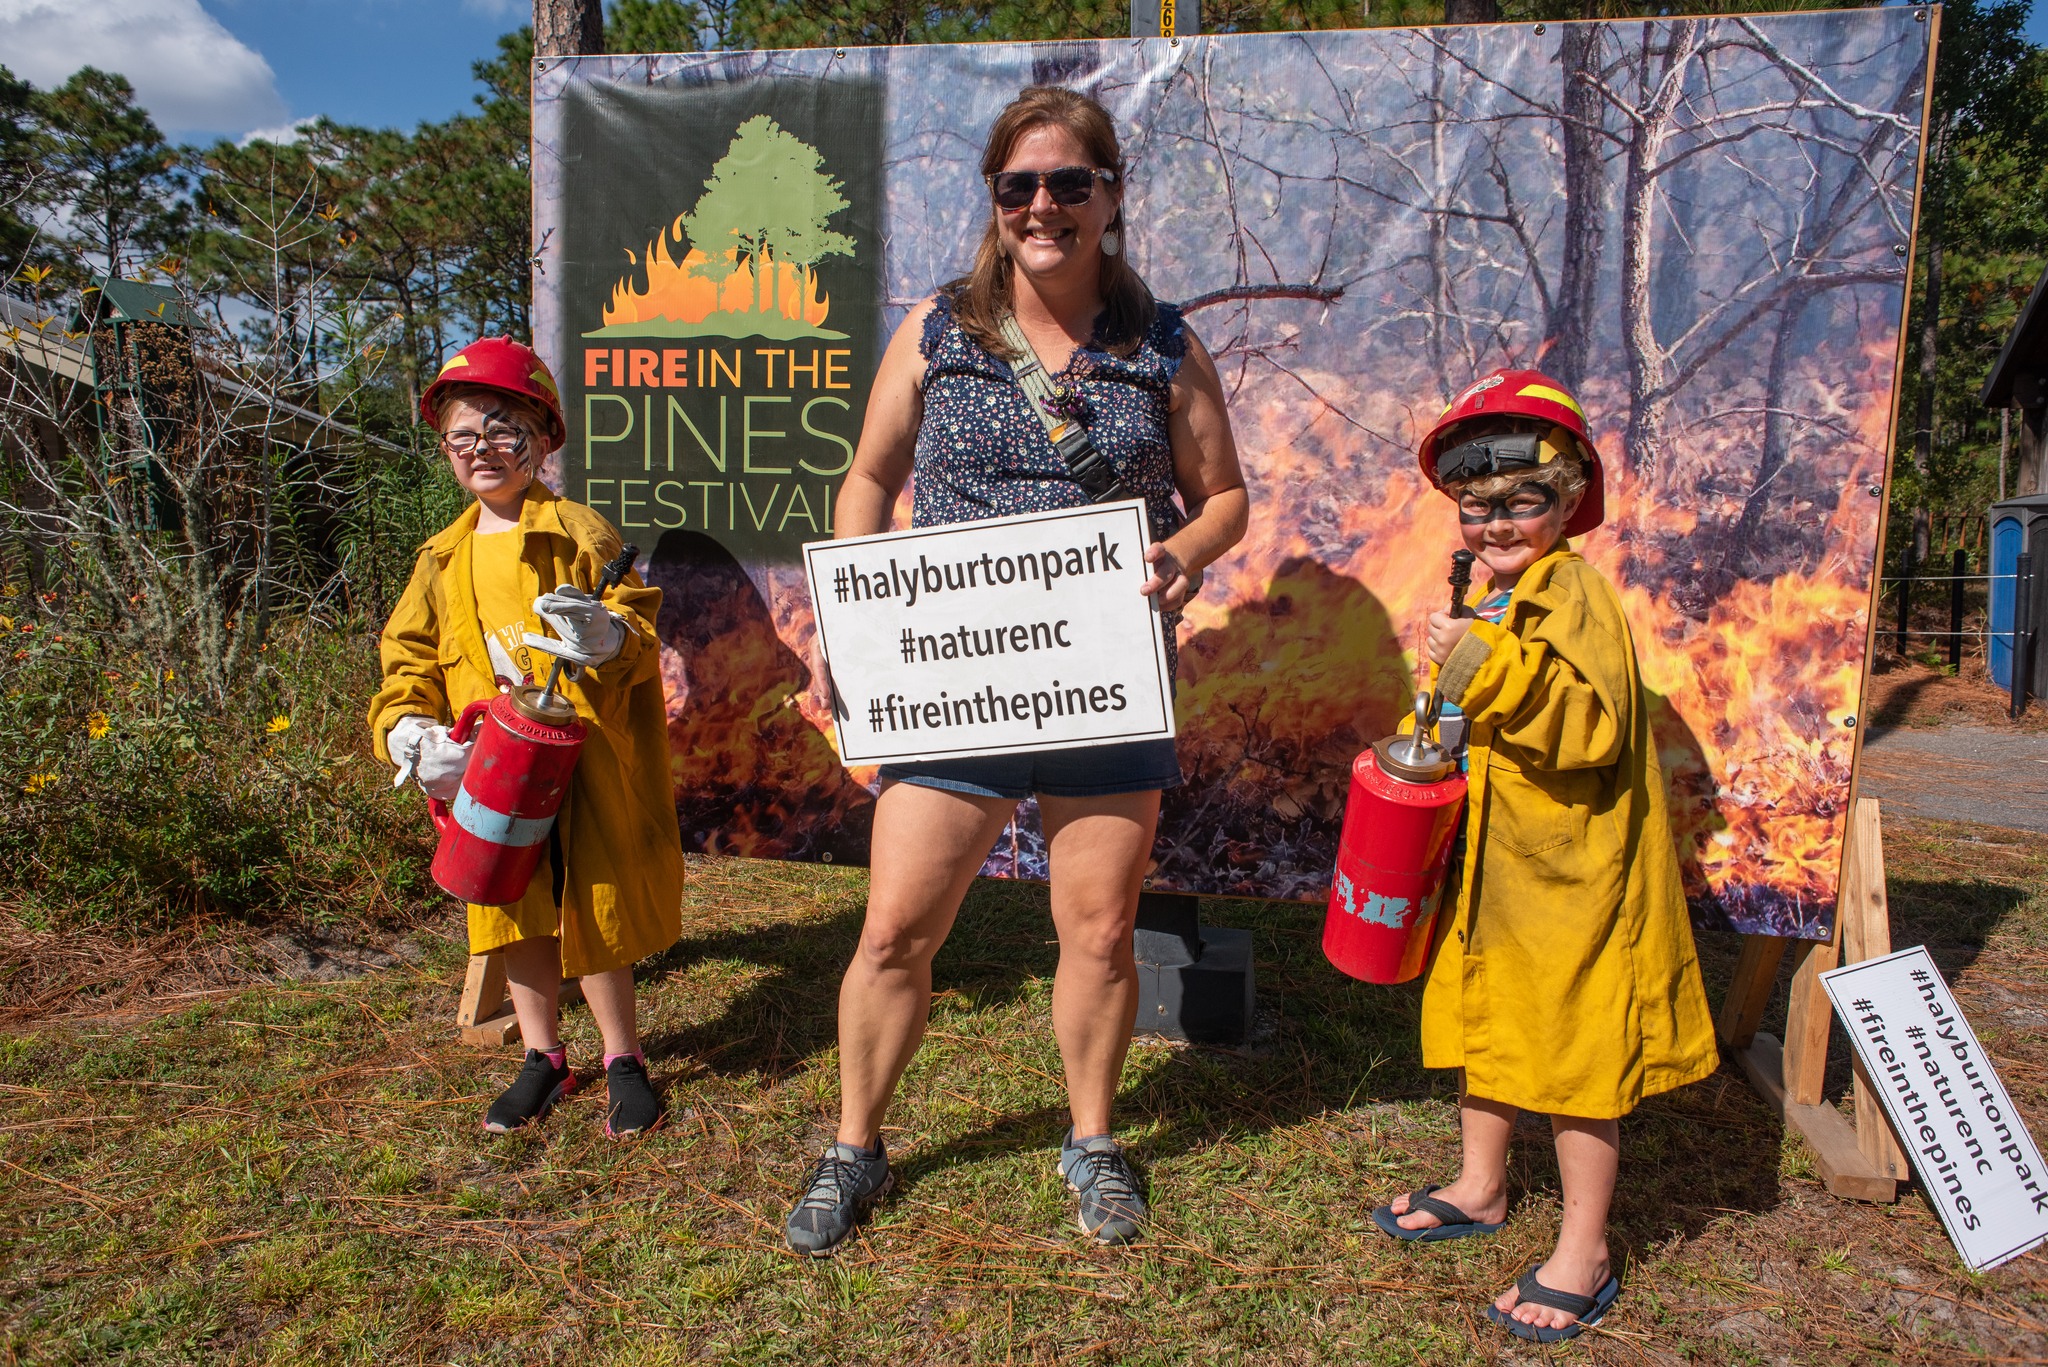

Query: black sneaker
[[1059, 1131, 1147, 1245], [483, 1049, 576, 1133], [784, 1139, 892, 1256], [604, 1055, 663, 1138]]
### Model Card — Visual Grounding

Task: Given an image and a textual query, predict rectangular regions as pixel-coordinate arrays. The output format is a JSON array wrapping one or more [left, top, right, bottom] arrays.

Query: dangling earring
[[1101, 227, 1122, 258]]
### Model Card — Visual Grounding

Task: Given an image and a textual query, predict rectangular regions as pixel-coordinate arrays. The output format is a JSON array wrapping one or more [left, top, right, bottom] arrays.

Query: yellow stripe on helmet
[[436, 353, 471, 379], [1516, 384, 1584, 419], [528, 365, 559, 401]]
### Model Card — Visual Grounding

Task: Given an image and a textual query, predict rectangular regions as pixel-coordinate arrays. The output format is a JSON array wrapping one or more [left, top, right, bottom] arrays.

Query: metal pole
[[2014, 552, 2035, 719], [1895, 543, 1915, 656], [1949, 547, 1966, 672]]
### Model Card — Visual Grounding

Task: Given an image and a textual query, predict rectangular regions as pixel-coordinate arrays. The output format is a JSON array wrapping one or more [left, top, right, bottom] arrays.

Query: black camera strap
[[998, 313, 1129, 504]]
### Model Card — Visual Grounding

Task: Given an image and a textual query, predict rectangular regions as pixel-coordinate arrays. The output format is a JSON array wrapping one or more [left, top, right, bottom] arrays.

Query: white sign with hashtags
[[1821, 946, 2048, 1271], [804, 500, 1175, 766]]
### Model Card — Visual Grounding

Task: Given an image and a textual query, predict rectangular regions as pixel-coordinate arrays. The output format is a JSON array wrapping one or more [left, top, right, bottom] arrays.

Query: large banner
[[534, 12, 1932, 939]]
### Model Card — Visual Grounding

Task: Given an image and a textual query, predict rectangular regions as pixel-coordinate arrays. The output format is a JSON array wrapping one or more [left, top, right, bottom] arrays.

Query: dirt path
[[1860, 722, 2048, 833]]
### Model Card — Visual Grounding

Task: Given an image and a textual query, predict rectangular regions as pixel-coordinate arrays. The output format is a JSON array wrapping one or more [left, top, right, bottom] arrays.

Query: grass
[[3, 822, 2048, 1363]]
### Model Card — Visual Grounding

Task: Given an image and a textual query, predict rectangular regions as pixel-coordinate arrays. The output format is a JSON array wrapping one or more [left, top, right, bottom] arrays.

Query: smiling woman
[[781, 85, 1252, 1259]]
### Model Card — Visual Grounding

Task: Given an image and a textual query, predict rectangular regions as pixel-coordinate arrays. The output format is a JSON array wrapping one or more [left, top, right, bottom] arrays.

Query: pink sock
[[603, 1049, 644, 1070], [542, 1045, 567, 1069]]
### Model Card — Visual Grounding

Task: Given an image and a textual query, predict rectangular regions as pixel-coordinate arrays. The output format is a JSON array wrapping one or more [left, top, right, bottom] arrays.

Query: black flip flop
[[1484, 1263, 1622, 1343], [1369, 1183, 1506, 1243]]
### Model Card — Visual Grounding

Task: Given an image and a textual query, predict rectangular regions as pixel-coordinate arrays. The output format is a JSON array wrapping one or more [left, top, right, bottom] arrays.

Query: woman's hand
[[1139, 542, 1202, 613], [1426, 610, 1474, 666]]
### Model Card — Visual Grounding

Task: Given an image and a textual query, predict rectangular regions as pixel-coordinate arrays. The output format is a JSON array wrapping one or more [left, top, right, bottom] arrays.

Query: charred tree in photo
[[1549, 22, 1610, 393], [1618, 20, 1701, 478]]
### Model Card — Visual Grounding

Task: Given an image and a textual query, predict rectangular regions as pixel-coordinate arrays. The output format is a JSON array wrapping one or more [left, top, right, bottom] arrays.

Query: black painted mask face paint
[[1457, 483, 1558, 525], [1436, 430, 1544, 486], [441, 406, 535, 468]]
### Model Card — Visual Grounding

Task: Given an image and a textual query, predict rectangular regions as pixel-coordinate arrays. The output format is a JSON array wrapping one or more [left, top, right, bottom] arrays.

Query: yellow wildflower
[[265, 715, 291, 735], [22, 772, 58, 794], [86, 712, 110, 739], [0, 616, 11, 632]]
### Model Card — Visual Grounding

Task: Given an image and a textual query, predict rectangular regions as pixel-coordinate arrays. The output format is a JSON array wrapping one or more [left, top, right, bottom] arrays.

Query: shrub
[[0, 599, 438, 933]]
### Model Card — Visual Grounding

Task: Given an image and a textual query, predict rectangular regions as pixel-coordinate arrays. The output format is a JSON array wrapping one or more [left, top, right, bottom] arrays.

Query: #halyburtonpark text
[[1822, 946, 2048, 1271], [804, 501, 1174, 765]]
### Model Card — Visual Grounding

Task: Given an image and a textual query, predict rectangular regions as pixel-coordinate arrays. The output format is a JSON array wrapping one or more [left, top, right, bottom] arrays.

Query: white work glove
[[386, 714, 473, 801], [526, 584, 627, 668]]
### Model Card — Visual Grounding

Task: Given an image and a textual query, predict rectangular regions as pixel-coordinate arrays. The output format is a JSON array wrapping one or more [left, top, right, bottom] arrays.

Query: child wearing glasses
[[1368, 369, 1717, 1344], [368, 337, 683, 1139]]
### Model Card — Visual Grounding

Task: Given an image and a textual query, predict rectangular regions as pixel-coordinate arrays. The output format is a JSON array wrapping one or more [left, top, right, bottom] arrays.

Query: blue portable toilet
[[1988, 494, 2048, 688]]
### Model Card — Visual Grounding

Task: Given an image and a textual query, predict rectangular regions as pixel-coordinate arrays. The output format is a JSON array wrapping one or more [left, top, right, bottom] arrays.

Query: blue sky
[[201, 0, 525, 137], [0, 1, 2040, 145]]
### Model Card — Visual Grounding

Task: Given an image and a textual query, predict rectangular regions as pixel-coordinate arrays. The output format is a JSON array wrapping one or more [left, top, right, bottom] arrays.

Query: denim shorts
[[879, 737, 1183, 800]]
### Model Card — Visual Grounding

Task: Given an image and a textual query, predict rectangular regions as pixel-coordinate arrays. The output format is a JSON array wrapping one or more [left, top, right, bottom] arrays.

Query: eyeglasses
[[1435, 430, 1545, 486], [440, 425, 530, 458], [1457, 484, 1558, 525], [985, 166, 1118, 212]]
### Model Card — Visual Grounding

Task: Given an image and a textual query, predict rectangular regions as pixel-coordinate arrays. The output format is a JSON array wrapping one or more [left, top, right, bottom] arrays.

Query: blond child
[[1369, 369, 1719, 1343], [368, 337, 683, 1137]]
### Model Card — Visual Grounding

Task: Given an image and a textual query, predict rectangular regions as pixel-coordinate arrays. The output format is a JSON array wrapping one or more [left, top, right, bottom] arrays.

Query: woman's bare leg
[[1036, 790, 1160, 1137], [835, 781, 1014, 1148]]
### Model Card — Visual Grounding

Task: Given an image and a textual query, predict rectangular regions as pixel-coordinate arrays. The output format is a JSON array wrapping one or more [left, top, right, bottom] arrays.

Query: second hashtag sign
[[804, 500, 1175, 765], [1822, 946, 2048, 1270]]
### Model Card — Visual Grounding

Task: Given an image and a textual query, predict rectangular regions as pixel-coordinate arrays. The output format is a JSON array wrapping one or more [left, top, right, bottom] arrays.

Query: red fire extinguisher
[[427, 546, 636, 906], [1323, 552, 1476, 985]]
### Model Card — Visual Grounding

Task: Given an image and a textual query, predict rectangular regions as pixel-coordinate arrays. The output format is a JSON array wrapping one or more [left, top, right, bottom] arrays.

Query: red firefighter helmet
[[419, 337, 567, 450], [1417, 367, 1606, 537]]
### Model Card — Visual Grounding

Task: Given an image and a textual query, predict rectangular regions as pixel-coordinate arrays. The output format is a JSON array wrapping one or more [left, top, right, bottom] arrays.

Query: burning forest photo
[[534, 11, 1932, 939]]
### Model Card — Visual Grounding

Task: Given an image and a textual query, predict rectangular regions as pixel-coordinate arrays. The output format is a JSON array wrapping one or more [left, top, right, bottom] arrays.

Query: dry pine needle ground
[[2, 820, 2046, 1364]]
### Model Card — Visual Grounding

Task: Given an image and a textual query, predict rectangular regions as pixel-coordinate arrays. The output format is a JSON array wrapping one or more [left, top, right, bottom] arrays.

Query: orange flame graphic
[[605, 229, 830, 330]]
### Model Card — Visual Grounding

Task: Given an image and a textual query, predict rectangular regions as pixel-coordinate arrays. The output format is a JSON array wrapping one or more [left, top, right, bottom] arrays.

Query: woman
[[784, 87, 1249, 1254]]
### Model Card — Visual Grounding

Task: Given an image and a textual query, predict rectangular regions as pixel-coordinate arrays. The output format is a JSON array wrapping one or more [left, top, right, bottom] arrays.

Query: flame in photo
[[605, 230, 831, 330]]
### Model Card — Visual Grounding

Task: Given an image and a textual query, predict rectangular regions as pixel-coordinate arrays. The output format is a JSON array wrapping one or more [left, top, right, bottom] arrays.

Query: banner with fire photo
[[531, 11, 1932, 941]]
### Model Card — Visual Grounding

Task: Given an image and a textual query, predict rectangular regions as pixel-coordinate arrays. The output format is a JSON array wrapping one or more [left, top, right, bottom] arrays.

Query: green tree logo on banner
[[588, 115, 854, 341]]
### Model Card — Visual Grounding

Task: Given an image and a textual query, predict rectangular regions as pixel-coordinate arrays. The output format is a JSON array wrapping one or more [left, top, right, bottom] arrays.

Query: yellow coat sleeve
[[1447, 580, 1627, 772], [366, 548, 451, 763]]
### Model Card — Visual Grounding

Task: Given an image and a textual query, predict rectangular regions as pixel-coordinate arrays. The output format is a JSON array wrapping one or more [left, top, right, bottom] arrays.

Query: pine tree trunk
[[1911, 194, 1942, 564], [534, 0, 603, 58]]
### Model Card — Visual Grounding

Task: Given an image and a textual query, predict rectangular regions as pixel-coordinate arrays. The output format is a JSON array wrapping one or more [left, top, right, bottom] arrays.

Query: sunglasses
[[985, 166, 1119, 211], [1435, 430, 1547, 485], [1458, 484, 1558, 525]]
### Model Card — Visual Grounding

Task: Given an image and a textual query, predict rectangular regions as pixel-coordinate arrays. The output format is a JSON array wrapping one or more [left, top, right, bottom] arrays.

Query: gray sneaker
[[1059, 1131, 1147, 1245], [784, 1139, 892, 1255]]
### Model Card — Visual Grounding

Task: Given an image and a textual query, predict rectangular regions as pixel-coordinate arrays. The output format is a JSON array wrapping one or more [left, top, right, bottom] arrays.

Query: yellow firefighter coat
[[1421, 548, 1718, 1118], [367, 484, 683, 978]]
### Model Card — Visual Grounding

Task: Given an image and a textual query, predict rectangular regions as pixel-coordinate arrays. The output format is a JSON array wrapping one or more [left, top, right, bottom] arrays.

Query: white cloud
[[461, 0, 523, 17], [0, 0, 289, 139], [238, 118, 316, 148]]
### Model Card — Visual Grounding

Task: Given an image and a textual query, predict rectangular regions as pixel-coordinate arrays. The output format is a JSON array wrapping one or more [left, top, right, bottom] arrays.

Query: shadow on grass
[[628, 845, 2021, 1255]]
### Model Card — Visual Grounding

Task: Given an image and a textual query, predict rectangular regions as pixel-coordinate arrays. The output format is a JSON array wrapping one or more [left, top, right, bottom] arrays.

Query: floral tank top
[[912, 291, 1189, 674]]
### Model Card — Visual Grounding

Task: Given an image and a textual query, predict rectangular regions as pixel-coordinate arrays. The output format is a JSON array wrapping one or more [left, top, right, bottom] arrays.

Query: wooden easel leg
[[1842, 799, 1908, 1183], [457, 953, 522, 1047], [1725, 797, 1900, 1202], [1718, 934, 1789, 1049], [1780, 923, 1842, 1106]]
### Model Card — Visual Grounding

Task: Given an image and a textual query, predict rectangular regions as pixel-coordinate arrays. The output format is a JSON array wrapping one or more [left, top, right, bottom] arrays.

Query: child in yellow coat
[[1370, 369, 1719, 1344], [368, 337, 684, 1138]]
